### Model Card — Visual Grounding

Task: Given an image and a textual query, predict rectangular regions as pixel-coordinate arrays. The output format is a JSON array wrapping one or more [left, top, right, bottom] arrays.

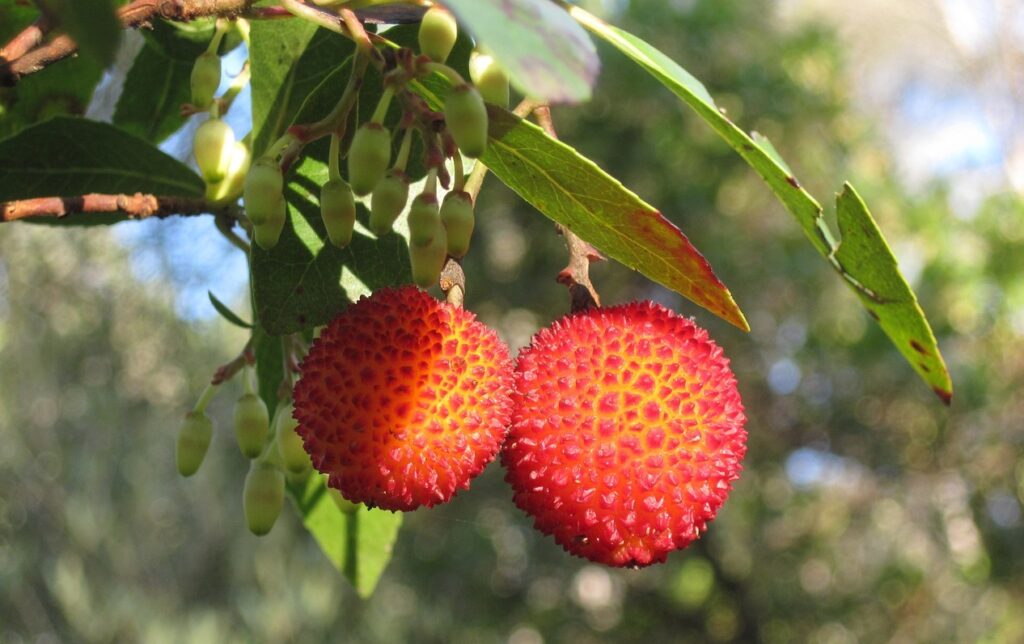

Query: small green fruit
[[190, 51, 221, 109], [444, 84, 488, 158], [206, 141, 251, 204], [320, 178, 357, 248], [407, 193, 440, 246], [329, 487, 361, 514], [244, 157, 283, 225], [193, 118, 236, 183], [243, 461, 285, 536], [440, 190, 474, 258], [275, 402, 311, 475], [348, 123, 392, 196], [253, 197, 287, 250], [234, 392, 270, 458], [469, 50, 509, 107], [409, 220, 447, 289], [176, 411, 213, 477], [418, 5, 458, 63], [369, 170, 410, 236]]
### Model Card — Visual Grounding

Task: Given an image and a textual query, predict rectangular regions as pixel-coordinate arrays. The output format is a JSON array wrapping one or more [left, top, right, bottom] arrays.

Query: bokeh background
[[2, 0, 1024, 641]]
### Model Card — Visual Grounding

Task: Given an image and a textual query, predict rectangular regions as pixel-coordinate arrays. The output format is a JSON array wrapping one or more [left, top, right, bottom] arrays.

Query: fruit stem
[[216, 58, 251, 118], [193, 382, 220, 413], [215, 214, 251, 253], [329, 133, 341, 181], [371, 86, 395, 125], [207, 18, 228, 55], [394, 127, 414, 171], [423, 166, 438, 198], [462, 160, 487, 203], [452, 152, 465, 192], [242, 364, 256, 395]]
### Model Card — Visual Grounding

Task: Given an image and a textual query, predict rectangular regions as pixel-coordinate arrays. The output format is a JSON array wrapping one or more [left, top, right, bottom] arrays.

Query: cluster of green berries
[[174, 365, 335, 536]]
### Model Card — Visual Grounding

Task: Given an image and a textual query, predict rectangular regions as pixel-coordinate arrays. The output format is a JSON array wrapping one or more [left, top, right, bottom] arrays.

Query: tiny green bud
[[320, 178, 357, 248], [253, 196, 287, 251], [244, 157, 283, 226], [206, 141, 251, 204], [409, 220, 447, 289], [176, 410, 213, 477], [193, 118, 236, 183], [418, 5, 458, 63], [440, 190, 474, 258], [348, 123, 392, 197], [329, 487, 361, 514], [275, 402, 311, 475], [469, 50, 510, 107], [243, 461, 285, 536], [369, 170, 410, 236], [190, 51, 222, 109], [444, 84, 488, 158], [407, 193, 440, 246], [233, 392, 270, 458]]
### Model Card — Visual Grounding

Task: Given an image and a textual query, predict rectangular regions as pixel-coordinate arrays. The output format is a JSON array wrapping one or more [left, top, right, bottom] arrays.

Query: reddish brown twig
[[532, 104, 604, 312], [0, 16, 51, 65], [0, 193, 238, 223], [212, 339, 254, 385]]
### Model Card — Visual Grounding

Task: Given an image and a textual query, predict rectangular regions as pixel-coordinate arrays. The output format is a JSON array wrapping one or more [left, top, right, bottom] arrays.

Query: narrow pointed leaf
[[208, 291, 252, 329]]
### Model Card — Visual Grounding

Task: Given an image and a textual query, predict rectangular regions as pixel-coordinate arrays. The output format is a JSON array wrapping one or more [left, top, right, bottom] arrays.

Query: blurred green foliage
[[2, 0, 1023, 641]]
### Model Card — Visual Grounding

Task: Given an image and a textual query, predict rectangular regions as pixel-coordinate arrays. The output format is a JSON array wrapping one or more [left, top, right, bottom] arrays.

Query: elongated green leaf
[[407, 72, 747, 330], [0, 117, 204, 224], [208, 291, 252, 329], [51, 0, 121, 67], [253, 326, 284, 421], [834, 185, 952, 401], [250, 22, 355, 155], [568, 5, 951, 400], [113, 21, 211, 143], [290, 474, 402, 598], [442, 0, 598, 104]]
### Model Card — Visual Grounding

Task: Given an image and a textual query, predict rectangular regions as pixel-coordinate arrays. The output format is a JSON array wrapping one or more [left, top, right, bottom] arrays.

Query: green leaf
[[113, 21, 211, 143], [50, 0, 122, 67], [407, 70, 747, 331], [442, 0, 598, 104], [250, 57, 413, 336], [250, 22, 355, 155], [290, 474, 402, 598], [253, 325, 283, 421], [834, 184, 952, 402], [208, 291, 252, 329], [568, 5, 952, 399], [0, 117, 204, 224]]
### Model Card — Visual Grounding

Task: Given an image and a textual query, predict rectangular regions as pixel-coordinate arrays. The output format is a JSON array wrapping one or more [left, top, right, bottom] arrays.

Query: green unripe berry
[[206, 141, 251, 204], [409, 220, 447, 289], [369, 170, 410, 236], [176, 411, 213, 478], [348, 123, 392, 197], [243, 461, 285, 536], [193, 118, 236, 183], [418, 5, 458, 63], [407, 193, 440, 246], [244, 157, 283, 225], [329, 487, 361, 514], [469, 50, 509, 107], [253, 197, 287, 250], [444, 84, 488, 158], [320, 178, 357, 248], [275, 402, 311, 475], [233, 392, 270, 458], [440, 190, 474, 258], [191, 51, 221, 109]]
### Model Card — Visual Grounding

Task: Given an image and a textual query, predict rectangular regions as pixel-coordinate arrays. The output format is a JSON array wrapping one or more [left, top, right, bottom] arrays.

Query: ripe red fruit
[[503, 302, 747, 567], [293, 286, 514, 511]]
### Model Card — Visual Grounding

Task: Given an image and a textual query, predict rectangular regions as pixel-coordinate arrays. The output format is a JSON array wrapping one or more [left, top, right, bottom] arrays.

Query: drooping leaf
[[442, 0, 598, 104], [0, 117, 204, 224], [568, 4, 951, 399], [113, 21, 212, 143], [250, 22, 355, 156], [834, 184, 952, 402], [289, 474, 402, 598], [49, 0, 121, 67], [208, 291, 252, 329], [407, 72, 747, 331]]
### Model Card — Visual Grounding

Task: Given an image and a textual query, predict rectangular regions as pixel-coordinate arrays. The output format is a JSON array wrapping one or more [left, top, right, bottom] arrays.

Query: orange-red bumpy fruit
[[293, 286, 514, 511], [503, 302, 747, 567]]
